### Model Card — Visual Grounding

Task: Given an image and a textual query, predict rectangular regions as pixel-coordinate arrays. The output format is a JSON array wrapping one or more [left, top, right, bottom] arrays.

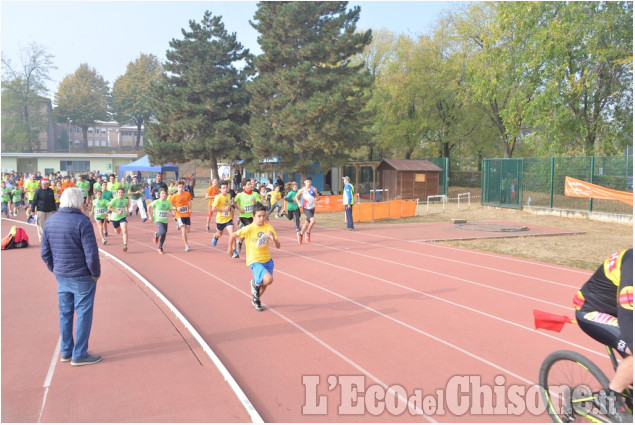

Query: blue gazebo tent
[[118, 155, 179, 180]]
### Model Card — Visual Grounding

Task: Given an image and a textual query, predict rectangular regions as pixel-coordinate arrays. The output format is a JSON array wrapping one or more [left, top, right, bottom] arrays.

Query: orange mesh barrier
[[565, 176, 633, 206], [349, 200, 418, 223]]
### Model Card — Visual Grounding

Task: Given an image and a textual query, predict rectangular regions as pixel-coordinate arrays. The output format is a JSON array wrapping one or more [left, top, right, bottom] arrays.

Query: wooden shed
[[377, 159, 442, 201]]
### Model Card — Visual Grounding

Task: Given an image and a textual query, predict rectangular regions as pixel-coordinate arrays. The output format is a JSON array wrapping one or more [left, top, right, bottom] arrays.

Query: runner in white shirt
[[294, 176, 319, 244]]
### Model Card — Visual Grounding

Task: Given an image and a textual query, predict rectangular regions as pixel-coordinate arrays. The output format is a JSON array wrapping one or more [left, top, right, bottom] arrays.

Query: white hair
[[59, 187, 85, 209]]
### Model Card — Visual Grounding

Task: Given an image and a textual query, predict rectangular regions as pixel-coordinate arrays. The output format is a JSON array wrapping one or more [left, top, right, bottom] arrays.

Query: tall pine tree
[[249, 1, 373, 177], [145, 11, 252, 176]]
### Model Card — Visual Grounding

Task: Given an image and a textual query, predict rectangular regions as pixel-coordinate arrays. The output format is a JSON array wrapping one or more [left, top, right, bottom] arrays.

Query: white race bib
[[158, 211, 168, 219], [178, 205, 189, 213], [305, 200, 315, 209], [95, 208, 105, 216], [222, 211, 230, 217], [256, 233, 270, 248]]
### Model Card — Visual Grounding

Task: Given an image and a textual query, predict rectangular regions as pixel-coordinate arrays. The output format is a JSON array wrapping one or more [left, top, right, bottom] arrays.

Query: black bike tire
[[539, 350, 610, 423]]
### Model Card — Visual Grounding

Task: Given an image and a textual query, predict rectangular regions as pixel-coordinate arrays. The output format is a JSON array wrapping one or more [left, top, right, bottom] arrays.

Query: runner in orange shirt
[[170, 180, 193, 251], [205, 178, 220, 233]]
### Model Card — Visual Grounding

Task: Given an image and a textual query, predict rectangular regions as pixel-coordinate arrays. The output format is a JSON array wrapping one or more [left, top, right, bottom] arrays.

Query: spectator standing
[[41, 187, 102, 366], [32, 178, 56, 242], [343, 176, 355, 231], [189, 172, 196, 198], [151, 174, 168, 200], [233, 169, 242, 191]]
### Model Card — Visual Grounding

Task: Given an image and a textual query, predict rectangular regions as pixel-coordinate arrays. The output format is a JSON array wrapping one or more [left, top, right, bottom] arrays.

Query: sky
[[1, 1, 458, 96]]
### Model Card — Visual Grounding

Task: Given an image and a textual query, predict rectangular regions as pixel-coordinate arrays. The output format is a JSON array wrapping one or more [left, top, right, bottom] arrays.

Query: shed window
[[415, 173, 426, 182]]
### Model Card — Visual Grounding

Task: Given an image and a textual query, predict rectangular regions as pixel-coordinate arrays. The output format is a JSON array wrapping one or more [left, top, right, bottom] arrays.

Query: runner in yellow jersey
[[228, 203, 280, 311]]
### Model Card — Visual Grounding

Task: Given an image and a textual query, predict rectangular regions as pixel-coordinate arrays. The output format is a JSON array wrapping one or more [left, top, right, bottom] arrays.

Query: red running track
[[4, 211, 607, 422]]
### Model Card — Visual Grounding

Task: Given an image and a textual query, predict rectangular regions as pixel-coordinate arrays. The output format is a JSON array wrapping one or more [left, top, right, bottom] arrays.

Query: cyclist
[[573, 248, 632, 422]]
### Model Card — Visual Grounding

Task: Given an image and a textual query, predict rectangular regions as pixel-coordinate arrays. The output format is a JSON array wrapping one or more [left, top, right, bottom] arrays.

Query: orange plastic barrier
[[314, 195, 346, 212], [564, 176, 633, 206], [350, 199, 418, 223]]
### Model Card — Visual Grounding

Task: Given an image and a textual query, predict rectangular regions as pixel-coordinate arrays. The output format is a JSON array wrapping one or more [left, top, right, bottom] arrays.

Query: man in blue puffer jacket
[[41, 187, 102, 366]]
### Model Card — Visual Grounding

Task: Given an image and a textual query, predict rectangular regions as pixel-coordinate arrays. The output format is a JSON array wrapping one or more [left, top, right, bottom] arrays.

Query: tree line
[[2, 1, 632, 177]]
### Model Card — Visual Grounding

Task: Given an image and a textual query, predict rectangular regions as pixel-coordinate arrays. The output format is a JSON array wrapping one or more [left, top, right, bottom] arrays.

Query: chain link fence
[[483, 155, 633, 214]]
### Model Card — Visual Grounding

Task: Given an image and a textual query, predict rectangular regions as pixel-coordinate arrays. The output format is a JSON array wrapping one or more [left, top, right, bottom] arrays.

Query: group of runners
[[89, 173, 321, 311]]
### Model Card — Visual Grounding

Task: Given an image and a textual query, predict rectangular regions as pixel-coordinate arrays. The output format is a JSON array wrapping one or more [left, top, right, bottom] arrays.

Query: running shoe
[[157, 248, 164, 254], [232, 249, 239, 258], [153, 233, 158, 244], [129, 211, 132, 217], [237, 240, 242, 252], [122, 244, 127, 252], [250, 279, 260, 298], [206, 225, 210, 233], [252, 297, 263, 311], [185, 245, 191, 252], [142, 218, 147, 223], [212, 236, 218, 247], [297, 233, 303, 244], [305, 233, 311, 243], [102, 238, 107, 245], [104, 232, 108, 237]]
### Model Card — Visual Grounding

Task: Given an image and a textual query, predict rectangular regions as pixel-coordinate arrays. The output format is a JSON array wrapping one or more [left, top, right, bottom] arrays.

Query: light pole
[[67, 119, 72, 153]]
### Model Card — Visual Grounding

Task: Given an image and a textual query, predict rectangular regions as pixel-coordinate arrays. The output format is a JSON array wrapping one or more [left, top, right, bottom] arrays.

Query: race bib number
[[178, 205, 189, 213], [158, 211, 168, 219], [305, 200, 315, 209], [244, 204, 254, 213], [95, 208, 105, 216], [222, 211, 230, 217], [256, 233, 270, 248]]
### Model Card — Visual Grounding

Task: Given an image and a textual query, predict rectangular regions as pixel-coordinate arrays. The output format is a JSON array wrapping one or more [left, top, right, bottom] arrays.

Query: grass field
[[190, 187, 632, 271]]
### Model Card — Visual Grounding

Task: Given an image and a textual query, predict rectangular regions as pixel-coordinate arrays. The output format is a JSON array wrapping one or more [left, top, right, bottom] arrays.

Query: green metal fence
[[482, 155, 633, 214], [481, 158, 523, 209]]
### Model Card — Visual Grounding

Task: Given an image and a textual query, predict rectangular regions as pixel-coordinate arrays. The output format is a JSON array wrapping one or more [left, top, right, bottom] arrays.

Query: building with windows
[[61, 121, 145, 151], [1, 152, 139, 176]]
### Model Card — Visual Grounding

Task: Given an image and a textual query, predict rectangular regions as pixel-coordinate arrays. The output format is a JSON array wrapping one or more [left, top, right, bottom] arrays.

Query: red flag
[[533, 309, 577, 332]]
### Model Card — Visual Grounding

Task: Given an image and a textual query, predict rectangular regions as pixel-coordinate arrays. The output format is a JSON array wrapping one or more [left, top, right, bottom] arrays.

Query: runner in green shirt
[[1, 181, 12, 217], [233, 179, 259, 256], [283, 181, 301, 233], [76, 175, 91, 214], [92, 190, 110, 244], [25, 175, 39, 217], [127, 175, 147, 221], [11, 186, 24, 216], [108, 187, 129, 252], [148, 188, 174, 254]]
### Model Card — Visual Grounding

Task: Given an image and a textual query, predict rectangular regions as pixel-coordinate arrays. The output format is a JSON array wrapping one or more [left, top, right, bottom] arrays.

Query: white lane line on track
[[39, 336, 61, 423], [97, 248, 264, 424], [280, 235, 572, 310], [336, 226, 592, 276], [320, 231, 585, 289], [124, 233, 604, 423], [7, 216, 262, 423], [270, 241, 606, 358], [124, 244, 436, 422], [127, 224, 605, 358]]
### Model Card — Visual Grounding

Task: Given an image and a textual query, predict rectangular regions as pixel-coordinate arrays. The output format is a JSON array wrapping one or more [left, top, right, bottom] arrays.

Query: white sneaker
[[185, 245, 190, 252]]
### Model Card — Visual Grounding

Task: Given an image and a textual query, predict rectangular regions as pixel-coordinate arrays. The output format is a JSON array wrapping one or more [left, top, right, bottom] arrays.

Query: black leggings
[[285, 209, 301, 231], [576, 308, 631, 356], [156, 222, 167, 249]]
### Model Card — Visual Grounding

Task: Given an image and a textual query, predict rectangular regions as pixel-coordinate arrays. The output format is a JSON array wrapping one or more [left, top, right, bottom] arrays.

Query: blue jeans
[[345, 205, 354, 229], [56, 275, 97, 360]]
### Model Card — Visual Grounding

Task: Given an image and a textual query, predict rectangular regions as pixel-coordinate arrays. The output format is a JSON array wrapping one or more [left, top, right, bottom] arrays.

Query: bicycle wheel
[[539, 350, 611, 423]]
